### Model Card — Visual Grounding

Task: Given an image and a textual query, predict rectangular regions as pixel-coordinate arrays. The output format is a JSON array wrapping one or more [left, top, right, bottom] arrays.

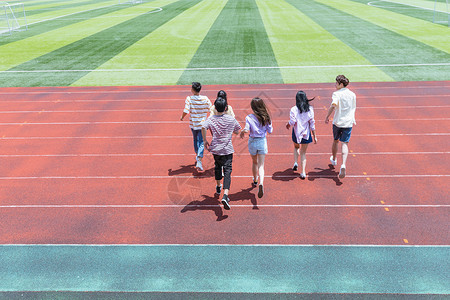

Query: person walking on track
[[325, 75, 357, 179]]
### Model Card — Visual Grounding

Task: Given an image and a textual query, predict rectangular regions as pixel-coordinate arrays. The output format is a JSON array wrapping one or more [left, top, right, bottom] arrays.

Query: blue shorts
[[292, 129, 312, 144], [333, 125, 352, 143], [248, 136, 268, 155]]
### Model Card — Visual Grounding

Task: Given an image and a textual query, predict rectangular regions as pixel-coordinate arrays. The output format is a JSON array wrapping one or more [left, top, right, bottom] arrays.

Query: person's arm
[[228, 105, 236, 119], [240, 116, 250, 138], [311, 130, 317, 144], [286, 108, 295, 129], [233, 119, 242, 135], [201, 127, 210, 150], [309, 108, 317, 143], [325, 104, 336, 124], [181, 97, 190, 121]]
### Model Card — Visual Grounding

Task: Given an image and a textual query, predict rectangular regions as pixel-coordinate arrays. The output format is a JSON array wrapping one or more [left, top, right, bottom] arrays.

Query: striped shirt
[[202, 114, 242, 156], [183, 95, 212, 130]]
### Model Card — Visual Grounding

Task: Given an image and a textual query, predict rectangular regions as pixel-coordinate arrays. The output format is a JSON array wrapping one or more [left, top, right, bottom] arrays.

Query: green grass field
[[0, 0, 449, 87]]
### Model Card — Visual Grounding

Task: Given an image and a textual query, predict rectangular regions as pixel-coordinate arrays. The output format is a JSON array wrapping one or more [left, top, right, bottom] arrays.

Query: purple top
[[244, 114, 273, 138], [289, 106, 315, 141], [203, 114, 242, 155]]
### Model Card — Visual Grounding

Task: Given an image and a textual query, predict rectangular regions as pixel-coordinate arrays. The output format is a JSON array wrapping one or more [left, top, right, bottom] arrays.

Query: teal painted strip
[[0, 292, 446, 299], [0, 245, 448, 294], [177, 0, 283, 85], [285, 0, 450, 81], [0, 0, 203, 87]]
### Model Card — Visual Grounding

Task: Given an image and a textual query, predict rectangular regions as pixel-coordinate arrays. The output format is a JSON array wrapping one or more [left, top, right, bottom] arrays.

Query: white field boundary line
[[3, 62, 450, 73], [0, 105, 449, 113], [2, 133, 449, 139], [0, 151, 447, 157], [0, 204, 448, 208], [0, 175, 447, 179], [0, 118, 448, 125], [0, 87, 448, 95], [368, 0, 449, 13], [0, 244, 448, 247]]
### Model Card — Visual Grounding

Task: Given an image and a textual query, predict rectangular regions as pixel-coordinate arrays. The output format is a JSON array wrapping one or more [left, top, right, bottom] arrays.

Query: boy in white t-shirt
[[325, 75, 356, 179]]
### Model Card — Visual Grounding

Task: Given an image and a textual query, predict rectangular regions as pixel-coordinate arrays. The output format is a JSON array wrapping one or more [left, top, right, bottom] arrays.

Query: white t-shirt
[[332, 88, 356, 128]]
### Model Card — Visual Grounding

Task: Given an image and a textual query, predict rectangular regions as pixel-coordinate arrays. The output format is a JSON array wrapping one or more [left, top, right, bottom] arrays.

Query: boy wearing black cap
[[202, 97, 241, 210]]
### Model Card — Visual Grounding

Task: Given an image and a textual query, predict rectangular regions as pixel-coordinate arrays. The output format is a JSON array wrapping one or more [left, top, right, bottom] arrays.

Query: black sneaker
[[258, 185, 264, 198], [221, 194, 230, 210], [216, 184, 222, 195], [293, 163, 298, 171]]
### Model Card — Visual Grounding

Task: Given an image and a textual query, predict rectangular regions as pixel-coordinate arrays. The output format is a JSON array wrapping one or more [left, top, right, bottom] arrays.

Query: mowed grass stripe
[[2, 0, 203, 87], [317, 0, 450, 53], [73, 0, 227, 86], [177, 0, 283, 85], [24, 0, 113, 17], [0, 4, 129, 47], [25, 0, 118, 23], [285, 0, 450, 81], [351, 0, 449, 25], [256, 0, 392, 83], [0, 2, 168, 71]]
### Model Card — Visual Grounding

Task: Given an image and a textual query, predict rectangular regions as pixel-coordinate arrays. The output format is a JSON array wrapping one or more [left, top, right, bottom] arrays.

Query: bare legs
[[251, 154, 266, 186], [293, 143, 308, 179], [331, 140, 349, 178]]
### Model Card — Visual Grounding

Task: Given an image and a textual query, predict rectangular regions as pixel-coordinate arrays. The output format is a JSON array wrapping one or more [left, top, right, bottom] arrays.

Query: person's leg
[[293, 143, 300, 170], [191, 129, 198, 158], [300, 144, 308, 179], [338, 127, 352, 179], [257, 154, 266, 198], [221, 154, 233, 210], [257, 154, 266, 185], [331, 125, 340, 165], [339, 142, 349, 179], [331, 140, 339, 162], [251, 154, 258, 184], [196, 130, 204, 161], [341, 142, 349, 166], [214, 155, 223, 193]]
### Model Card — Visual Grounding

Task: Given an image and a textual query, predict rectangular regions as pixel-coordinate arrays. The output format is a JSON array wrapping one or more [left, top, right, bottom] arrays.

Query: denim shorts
[[248, 136, 268, 155], [333, 125, 352, 143]]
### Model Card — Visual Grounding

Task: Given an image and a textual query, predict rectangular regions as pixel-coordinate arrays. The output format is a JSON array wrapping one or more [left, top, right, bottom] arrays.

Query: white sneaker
[[196, 159, 203, 171], [339, 164, 346, 179], [330, 156, 337, 166]]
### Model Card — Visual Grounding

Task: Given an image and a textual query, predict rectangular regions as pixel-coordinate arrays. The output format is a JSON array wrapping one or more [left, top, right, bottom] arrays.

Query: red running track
[[0, 81, 448, 245]]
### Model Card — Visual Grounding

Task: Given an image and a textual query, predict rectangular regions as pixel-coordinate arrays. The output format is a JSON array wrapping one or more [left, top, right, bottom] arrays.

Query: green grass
[[73, 0, 228, 86], [177, 0, 283, 85], [0, 0, 448, 86]]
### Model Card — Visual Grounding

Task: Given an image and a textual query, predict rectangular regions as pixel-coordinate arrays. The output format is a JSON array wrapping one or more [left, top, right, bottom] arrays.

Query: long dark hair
[[250, 97, 271, 126], [217, 90, 227, 100], [295, 91, 315, 113]]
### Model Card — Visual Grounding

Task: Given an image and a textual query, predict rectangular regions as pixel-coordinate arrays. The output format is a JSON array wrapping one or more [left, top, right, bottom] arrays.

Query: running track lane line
[[0, 151, 447, 157], [0, 204, 448, 208], [0, 175, 447, 179], [1, 133, 449, 139], [0, 118, 448, 124]]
